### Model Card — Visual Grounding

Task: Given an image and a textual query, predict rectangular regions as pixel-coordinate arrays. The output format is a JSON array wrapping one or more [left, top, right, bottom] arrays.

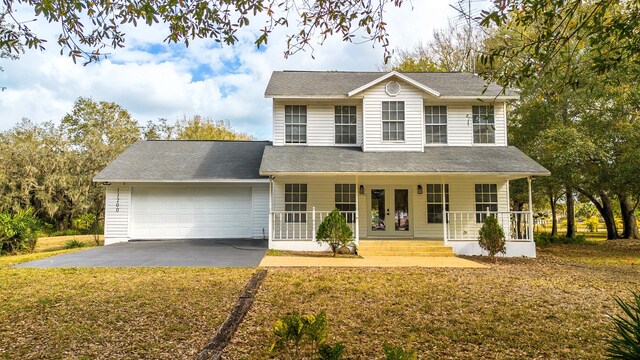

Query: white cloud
[[0, 1, 474, 140]]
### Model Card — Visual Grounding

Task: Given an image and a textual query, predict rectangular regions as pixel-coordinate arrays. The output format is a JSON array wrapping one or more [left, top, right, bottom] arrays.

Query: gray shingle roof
[[265, 71, 516, 98], [259, 146, 549, 176], [93, 140, 271, 182]]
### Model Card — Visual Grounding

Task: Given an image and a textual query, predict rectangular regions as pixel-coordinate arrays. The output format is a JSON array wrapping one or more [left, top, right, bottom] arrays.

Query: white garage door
[[130, 187, 253, 239]]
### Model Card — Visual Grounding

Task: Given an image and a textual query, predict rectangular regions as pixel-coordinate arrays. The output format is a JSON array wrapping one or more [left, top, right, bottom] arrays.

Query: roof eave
[[347, 71, 441, 97], [265, 94, 352, 99], [438, 95, 520, 100], [92, 178, 270, 184], [259, 171, 550, 177]]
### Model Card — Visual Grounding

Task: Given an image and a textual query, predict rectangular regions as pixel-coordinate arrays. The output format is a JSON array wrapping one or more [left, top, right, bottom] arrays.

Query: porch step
[[358, 240, 455, 257]]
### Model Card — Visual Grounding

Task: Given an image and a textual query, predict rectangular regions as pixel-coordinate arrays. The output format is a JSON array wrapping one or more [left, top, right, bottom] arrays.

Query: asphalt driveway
[[13, 239, 268, 268]]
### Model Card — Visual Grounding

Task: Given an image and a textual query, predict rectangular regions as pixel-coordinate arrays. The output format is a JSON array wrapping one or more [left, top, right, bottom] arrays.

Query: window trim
[[424, 105, 448, 145], [381, 101, 406, 142], [335, 184, 357, 223], [285, 183, 308, 223], [284, 105, 308, 145], [472, 105, 496, 145], [474, 183, 498, 223], [334, 105, 359, 146], [426, 184, 450, 224]]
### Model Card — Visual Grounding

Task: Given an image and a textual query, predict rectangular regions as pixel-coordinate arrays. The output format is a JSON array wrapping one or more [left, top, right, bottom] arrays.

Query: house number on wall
[[115, 188, 120, 213]]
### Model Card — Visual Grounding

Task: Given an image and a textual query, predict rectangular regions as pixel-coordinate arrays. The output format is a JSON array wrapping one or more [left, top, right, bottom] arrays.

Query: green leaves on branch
[[480, 0, 640, 87], [0, 208, 40, 255], [2, 0, 404, 64]]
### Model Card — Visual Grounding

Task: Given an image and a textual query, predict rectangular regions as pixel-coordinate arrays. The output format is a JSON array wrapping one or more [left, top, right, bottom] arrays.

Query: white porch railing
[[271, 209, 357, 241], [446, 211, 534, 242]]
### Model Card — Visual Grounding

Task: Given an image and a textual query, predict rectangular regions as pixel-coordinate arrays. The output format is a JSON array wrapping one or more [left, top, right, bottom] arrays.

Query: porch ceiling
[[259, 146, 550, 178]]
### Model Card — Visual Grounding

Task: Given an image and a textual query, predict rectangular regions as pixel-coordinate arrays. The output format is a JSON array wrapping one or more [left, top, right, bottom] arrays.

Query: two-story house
[[94, 71, 549, 257]]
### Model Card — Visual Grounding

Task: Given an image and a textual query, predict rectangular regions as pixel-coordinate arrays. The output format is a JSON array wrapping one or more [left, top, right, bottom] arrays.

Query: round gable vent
[[385, 81, 402, 96]]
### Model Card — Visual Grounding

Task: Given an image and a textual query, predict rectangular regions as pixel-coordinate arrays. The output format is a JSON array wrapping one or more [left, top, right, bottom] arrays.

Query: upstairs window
[[426, 184, 449, 223], [472, 105, 495, 144], [382, 101, 405, 141], [425, 106, 447, 144], [285, 184, 307, 222], [335, 184, 356, 223], [285, 105, 307, 144], [475, 184, 498, 223], [335, 106, 357, 145]]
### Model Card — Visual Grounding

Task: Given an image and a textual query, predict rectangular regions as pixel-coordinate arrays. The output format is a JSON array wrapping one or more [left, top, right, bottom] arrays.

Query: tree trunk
[[549, 193, 558, 236], [577, 189, 619, 240], [565, 188, 576, 238], [619, 194, 640, 239], [599, 193, 619, 240]]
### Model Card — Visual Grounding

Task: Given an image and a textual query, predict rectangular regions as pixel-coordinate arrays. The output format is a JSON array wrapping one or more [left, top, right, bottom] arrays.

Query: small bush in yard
[[316, 209, 354, 256], [64, 239, 87, 249], [270, 311, 328, 358], [478, 215, 506, 261], [0, 209, 40, 255], [607, 291, 640, 359], [383, 345, 417, 360], [583, 216, 601, 232], [318, 343, 345, 360], [534, 233, 588, 246]]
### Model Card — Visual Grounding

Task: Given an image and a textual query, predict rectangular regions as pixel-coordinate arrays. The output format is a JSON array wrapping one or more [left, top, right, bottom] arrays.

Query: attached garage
[[94, 140, 271, 245], [130, 186, 254, 239]]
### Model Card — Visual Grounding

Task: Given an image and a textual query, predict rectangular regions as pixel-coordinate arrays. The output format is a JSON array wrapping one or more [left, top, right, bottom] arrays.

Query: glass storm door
[[394, 189, 410, 232], [369, 187, 412, 236], [370, 189, 386, 231]]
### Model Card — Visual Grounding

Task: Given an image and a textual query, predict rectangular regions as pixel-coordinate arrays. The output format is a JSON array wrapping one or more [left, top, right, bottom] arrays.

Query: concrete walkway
[[259, 255, 487, 268]]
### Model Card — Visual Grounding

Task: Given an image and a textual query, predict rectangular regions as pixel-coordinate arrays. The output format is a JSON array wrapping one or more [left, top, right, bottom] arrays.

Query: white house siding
[[103, 183, 269, 244], [269, 175, 510, 250], [425, 100, 507, 146], [252, 184, 269, 239], [272, 99, 363, 147], [361, 80, 425, 152], [104, 184, 131, 245]]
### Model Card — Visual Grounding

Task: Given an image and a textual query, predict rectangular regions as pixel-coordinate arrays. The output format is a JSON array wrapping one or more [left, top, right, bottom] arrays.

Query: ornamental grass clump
[[270, 311, 336, 358], [478, 215, 506, 262], [607, 291, 640, 359], [316, 208, 354, 257]]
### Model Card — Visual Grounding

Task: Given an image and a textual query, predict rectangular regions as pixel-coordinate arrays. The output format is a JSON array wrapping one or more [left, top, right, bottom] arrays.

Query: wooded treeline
[[390, 2, 640, 239], [0, 97, 253, 232]]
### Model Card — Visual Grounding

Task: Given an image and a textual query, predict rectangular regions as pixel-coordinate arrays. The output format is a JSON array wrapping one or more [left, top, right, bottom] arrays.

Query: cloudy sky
[[0, 1, 483, 140]]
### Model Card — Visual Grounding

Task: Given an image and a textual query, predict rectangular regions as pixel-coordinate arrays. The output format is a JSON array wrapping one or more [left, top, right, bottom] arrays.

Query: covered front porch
[[259, 145, 549, 257], [267, 174, 537, 257]]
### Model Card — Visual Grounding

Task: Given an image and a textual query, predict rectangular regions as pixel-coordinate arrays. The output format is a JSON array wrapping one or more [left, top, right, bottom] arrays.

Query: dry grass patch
[[0, 267, 252, 359], [539, 240, 640, 267], [225, 242, 640, 359], [35, 235, 104, 252], [0, 249, 86, 268]]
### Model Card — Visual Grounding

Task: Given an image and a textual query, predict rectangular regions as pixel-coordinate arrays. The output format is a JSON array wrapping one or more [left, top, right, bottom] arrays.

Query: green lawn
[[2, 237, 640, 359]]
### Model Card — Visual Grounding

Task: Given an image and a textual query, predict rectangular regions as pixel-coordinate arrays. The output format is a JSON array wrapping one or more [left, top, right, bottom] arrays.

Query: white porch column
[[268, 176, 273, 247], [312, 207, 316, 241], [355, 175, 360, 245], [441, 177, 447, 244], [528, 176, 534, 241]]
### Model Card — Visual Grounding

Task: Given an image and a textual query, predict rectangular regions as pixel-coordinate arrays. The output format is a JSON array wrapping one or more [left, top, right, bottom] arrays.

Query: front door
[[369, 187, 413, 237]]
